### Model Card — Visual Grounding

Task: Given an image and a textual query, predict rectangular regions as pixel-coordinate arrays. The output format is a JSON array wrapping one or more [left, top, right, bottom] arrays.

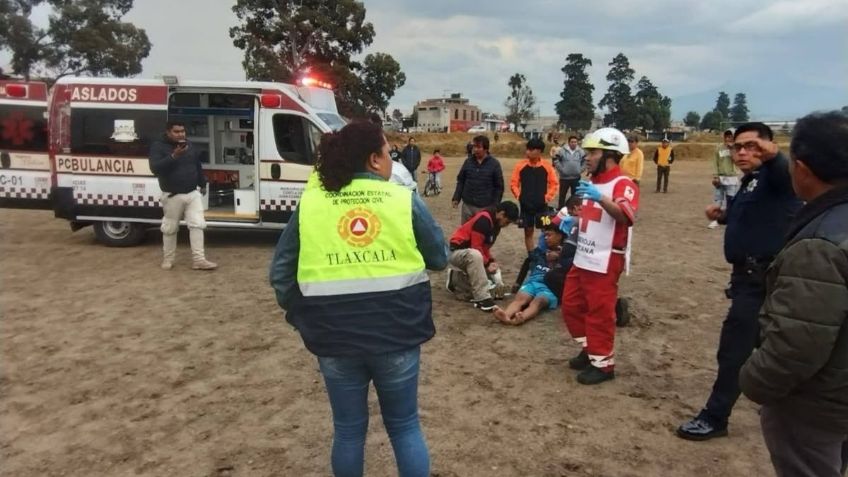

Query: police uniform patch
[[338, 207, 382, 247]]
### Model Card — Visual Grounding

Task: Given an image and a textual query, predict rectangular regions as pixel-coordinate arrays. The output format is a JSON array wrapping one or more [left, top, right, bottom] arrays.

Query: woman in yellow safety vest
[[270, 120, 447, 477]]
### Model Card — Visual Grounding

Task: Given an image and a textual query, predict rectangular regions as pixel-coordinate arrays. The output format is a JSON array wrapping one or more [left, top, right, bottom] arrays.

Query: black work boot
[[568, 349, 590, 370], [576, 366, 615, 385]]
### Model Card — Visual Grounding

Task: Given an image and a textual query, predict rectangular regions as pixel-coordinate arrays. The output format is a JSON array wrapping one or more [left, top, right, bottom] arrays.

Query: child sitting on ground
[[493, 215, 568, 326]]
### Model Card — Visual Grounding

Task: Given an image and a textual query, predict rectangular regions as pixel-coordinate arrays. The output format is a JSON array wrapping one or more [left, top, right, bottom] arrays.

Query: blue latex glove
[[558, 215, 576, 234], [575, 179, 602, 202]]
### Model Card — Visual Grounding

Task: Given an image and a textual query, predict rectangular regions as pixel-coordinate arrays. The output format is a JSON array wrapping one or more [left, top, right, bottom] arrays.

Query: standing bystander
[[402, 138, 422, 183], [452, 135, 505, 224], [739, 111, 848, 477], [619, 136, 645, 186], [676, 122, 802, 441], [553, 135, 586, 208], [709, 129, 739, 228], [653, 138, 674, 193], [510, 138, 559, 251], [148, 121, 217, 271]]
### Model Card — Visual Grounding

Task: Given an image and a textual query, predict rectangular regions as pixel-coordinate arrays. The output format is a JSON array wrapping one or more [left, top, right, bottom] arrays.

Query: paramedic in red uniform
[[148, 121, 217, 271], [561, 127, 639, 385]]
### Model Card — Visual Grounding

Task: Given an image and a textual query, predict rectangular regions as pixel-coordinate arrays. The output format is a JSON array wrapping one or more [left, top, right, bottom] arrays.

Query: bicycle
[[423, 172, 441, 197]]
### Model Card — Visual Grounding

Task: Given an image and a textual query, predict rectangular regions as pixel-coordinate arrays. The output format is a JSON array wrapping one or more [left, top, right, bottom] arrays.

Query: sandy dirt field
[[1, 158, 775, 476]]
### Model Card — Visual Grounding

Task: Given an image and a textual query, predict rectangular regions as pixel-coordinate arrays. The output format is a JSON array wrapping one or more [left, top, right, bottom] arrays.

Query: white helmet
[[581, 127, 630, 155]]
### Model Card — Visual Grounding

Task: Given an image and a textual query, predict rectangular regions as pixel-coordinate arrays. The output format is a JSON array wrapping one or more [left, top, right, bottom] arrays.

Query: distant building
[[415, 93, 481, 132], [482, 117, 508, 132]]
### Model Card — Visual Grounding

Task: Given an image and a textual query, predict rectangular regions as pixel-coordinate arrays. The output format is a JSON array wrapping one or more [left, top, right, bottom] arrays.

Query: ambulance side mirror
[[271, 164, 281, 180], [245, 131, 254, 150], [1, 152, 10, 169]]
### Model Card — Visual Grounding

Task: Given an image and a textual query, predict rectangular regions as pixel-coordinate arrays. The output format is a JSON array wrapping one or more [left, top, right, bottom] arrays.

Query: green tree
[[700, 110, 723, 131], [359, 53, 405, 115], [504, 73, 536, 130], [714, 91, 731, 119], [599, 53, 637, 130], [730, 92, 750, 122], [230, 0, 403, 117], [684, 111, 701, 128], [0, 0, 151, 80], [555, 53, 594, 130], [391, 108, 403, 121], [633, 75, 671, 131]]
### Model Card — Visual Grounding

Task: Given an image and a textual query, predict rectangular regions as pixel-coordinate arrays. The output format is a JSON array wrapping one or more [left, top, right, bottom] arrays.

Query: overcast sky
[[4, 0, 847, 120]]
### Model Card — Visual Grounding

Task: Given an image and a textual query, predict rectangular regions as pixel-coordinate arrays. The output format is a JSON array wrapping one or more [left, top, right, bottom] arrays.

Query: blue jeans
[[317, 346, 429, 477]]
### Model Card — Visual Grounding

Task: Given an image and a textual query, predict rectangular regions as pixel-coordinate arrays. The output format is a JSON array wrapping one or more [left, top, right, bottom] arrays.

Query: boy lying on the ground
[[493, 216, 568, 326]]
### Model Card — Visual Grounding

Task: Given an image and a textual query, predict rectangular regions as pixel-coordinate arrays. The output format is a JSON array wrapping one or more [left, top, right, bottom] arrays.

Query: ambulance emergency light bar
[[299, 77, 332, 89]]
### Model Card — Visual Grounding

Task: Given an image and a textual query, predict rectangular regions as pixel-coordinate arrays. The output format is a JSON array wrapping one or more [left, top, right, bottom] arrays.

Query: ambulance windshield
[[317, 113, 346, 131]]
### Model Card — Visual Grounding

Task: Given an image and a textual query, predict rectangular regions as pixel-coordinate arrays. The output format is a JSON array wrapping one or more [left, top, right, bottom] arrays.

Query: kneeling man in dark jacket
[[740, 111, 848, 477]]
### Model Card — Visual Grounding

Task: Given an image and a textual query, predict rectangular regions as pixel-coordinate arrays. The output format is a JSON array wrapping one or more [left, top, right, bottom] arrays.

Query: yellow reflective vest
[[297, 172, 427, 296]]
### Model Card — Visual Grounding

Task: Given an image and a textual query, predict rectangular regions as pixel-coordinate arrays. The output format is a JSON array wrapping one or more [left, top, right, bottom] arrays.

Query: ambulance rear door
[[0, 81, 51, 209], [256, 89, 328, 225], [50, 79, 168, 230]]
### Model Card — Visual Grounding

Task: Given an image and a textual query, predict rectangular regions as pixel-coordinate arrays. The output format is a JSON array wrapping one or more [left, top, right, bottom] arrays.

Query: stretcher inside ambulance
[[1, 76, 344, 246]]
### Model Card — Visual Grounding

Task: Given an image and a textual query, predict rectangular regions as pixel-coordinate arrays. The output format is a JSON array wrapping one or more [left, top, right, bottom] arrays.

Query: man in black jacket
[[452, 135, 505, 224], [148, 121, 217, 271], [401, 137, 422, 183], [740, 111, 848, 477], [677, 122, 801, 440]]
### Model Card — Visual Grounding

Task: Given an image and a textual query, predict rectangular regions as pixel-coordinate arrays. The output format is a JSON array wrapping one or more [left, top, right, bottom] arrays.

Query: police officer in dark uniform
[[677, 122, 802, 441]]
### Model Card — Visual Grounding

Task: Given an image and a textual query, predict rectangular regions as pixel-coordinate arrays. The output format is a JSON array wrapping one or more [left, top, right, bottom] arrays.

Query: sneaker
[[708, 220, 719, 229], [472, 298, 496, 312], [446, 269, 456, 293], [192, 259, 218, 270], [576, 366, 615, 385], [161, 260, 173, 271], [676, 418, 728, 441], [568, 349, 590, 370]]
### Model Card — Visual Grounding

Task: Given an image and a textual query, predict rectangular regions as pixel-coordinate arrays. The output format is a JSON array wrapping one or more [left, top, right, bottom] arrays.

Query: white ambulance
[[0, 80, 51, 210], [0, 76, 345, 245]]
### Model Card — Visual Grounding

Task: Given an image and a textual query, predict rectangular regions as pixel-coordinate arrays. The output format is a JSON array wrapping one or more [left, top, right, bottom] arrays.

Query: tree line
[[683, 92, 750, 131], [0, 0, 406, 118], [553, 52, 672, 133]]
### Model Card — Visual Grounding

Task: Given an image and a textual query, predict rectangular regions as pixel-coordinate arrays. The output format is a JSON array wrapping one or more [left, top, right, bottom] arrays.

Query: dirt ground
[[1, 158, 775, 477]]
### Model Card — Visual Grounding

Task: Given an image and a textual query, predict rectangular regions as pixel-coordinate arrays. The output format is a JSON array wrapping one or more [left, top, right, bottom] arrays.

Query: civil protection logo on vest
[[338, 207, 382, 247]]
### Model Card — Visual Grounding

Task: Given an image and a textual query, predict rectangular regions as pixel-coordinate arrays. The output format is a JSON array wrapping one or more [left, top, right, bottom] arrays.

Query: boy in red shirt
[[562, 127, 639, 385], [426, 149, 446, 194]]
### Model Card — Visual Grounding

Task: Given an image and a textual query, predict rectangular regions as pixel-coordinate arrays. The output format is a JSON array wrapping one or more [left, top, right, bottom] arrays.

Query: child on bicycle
[[426, 149, 446, 193]]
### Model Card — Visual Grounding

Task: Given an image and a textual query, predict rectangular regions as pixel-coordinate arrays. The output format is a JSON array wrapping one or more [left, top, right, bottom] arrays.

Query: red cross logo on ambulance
[[338, 207, 382, 247]]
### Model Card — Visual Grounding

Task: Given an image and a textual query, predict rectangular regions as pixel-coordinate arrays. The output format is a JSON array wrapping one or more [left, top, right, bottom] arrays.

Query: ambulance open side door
[[256, 90, 327, 225]]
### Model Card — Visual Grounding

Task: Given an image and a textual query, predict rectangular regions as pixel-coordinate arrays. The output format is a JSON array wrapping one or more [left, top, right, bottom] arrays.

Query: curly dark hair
[[316, 121, 386, 192]]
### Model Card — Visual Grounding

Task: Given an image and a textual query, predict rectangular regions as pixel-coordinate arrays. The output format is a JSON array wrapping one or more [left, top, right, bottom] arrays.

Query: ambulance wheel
[[93, 221, 147, 247]]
